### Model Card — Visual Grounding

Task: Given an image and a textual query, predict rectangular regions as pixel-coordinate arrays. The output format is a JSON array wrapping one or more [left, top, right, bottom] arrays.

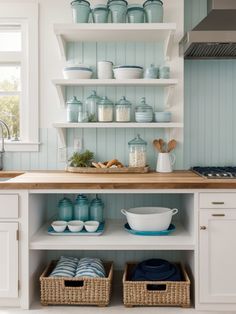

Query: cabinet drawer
[[0, 195, 18, 218], [200, 193, 236, 209]]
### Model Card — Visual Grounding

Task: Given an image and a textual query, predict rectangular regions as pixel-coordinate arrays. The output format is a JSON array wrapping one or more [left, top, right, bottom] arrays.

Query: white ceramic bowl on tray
[[68, 220, 84, 232], [63, 64, 93, 79], [121, 207, 178, 231], [51, 221, 67, 233], [84, 221, 100, 232], [113, 65, 143, 79]]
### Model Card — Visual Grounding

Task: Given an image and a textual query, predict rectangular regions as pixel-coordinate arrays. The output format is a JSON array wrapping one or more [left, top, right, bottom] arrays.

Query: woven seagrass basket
[[123, 263, 191, 308], [40, 260, 113, 307]]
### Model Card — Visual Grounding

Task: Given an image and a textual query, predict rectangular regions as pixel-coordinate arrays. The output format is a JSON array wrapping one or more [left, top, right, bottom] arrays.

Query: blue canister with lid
[[144, 64, 159, 79], [92, 4, 109, 23], [143, 0, 163, 23], [74, 194, 89, 221], [89, 195, 104, 223], [71, 0, 91, 23], [58, 197, 73, 221], [127, 4, 144, 23], [66, 96, 83, 123], [108, 0, 128, 23]]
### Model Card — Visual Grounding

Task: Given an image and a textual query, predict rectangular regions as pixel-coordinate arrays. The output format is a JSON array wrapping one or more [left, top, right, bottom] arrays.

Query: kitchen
[[0, 0, 236, 313]]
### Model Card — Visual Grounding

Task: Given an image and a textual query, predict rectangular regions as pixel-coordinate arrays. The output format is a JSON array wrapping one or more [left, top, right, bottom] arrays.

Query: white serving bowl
[[113, 66, 143, 79], [84, 221, 100, 233], [68, 220, 84, 232], [51, 221, 67, 233], [121, 207, 178, 231], [63, 65, 93, 79]]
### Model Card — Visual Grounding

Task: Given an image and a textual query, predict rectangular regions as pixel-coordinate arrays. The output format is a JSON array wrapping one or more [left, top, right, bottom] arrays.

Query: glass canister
[[66, 96, 83, 123], [74, 194, 89, 221], [58, 197, 73, 221], [71, 0, 91, 23], [128, 134, 147, 168], [115, 96, 131, 122], [98, 96, 114, 122], [85, 90, 101, 122], [144, 64, 159, 79], [92, 4, 109, 23], [127, 4, 144, 23], [135, 97, 153, 123], [108, 0, 128, 23], [143, 0, 163, 23], [89, 195, 104, 223]]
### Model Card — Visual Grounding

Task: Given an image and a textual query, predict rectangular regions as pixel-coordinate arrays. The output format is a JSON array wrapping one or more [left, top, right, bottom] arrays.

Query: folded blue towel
[[50, 256, 78, 277], [75, 258, 106, 278], [131, 259, 182, 282]]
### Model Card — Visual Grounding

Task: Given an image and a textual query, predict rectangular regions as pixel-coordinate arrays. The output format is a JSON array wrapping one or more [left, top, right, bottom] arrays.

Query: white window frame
[[0, 2, 39, 152]]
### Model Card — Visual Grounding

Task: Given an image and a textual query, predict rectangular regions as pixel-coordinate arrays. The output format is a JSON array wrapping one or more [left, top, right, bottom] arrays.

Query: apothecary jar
[[128, 134, 147, 168]]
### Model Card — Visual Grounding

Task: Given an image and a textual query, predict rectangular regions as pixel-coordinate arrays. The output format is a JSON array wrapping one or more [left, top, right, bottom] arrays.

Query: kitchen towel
[[75, 258, 106, 278], [50, 256, 78, 277], [131, 259, 182, 282]]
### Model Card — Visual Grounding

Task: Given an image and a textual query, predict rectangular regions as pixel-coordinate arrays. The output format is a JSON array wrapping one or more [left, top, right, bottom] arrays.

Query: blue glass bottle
[[58, 197, 73, 221], [74, 194, 89, 221], [89, 195, 104, 223]]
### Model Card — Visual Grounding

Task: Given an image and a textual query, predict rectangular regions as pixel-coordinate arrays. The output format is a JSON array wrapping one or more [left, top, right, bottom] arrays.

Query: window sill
[[5, 141, 40, 152]]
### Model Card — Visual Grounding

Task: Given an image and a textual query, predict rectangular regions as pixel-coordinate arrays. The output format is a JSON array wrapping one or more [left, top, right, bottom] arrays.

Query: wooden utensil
[[153, 139, 162, 152], [159, 138, 165, 153], [167, 139, 177, 153]]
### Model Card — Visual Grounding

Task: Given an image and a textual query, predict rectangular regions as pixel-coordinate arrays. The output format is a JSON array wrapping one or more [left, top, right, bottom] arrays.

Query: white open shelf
[[54, 23, 176, 60], [52, 78, 178, 108], [53, 122, 184, 147], [29, 220, 194, 251]]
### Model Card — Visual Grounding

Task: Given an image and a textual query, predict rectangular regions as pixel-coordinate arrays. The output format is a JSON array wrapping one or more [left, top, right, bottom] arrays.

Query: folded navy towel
[[131, 259, 182, 282]]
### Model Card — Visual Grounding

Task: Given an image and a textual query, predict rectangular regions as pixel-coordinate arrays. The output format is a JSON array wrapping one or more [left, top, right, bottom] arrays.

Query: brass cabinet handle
[[211, 202, 225, 205], [200, 226, 207, 230], [212, 214, 225, 217]]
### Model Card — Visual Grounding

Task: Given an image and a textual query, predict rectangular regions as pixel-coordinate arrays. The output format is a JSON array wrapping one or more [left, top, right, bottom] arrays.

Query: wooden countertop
[[0, 170, 236, 189]]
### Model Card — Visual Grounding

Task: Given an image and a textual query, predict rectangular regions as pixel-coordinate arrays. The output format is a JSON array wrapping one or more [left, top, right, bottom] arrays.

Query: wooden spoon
[[167, 139, 177, 153], [153, 139, 162, 152], [158, 139, 165, 153]]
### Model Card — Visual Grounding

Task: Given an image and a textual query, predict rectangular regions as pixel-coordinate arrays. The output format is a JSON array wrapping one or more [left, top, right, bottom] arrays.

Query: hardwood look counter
[[0, 170, 236, 189]]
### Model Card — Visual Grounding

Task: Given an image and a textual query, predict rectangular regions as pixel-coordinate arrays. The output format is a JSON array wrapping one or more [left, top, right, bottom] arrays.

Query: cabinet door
[[199, 210, 236, 303], [0, 223, 18, 298]]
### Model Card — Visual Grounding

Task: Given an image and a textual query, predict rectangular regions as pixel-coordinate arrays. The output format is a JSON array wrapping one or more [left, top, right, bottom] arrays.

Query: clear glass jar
[[128, 134, 147, 167], [89, 195, 104, 223], [115, 96, 131, 122], [135, 97, 153, 123], [85, 90, 101, 122], [58, 197, 73, 221], [98, 96, 114, 122], [74, 194, 89, 221], [66, 96, 83, 122]]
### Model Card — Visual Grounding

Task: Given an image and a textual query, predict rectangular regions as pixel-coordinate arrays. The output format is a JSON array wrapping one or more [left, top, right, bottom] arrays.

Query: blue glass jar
[[66, 96, 83, 123], [92, 5, 109, 23], [144, 64, 159, 79], [74, 194, 89, 221], [71, 0, 91, 23], [143, 0, 163, 23], [108, 0, 128, 23], [90, 195, 104, 223], [127, 5, 144, 23], [58, 197, 73, 221]]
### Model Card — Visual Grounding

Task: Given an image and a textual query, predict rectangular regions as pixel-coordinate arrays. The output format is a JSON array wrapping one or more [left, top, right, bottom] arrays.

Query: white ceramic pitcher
[[156, 153, 176, 173]]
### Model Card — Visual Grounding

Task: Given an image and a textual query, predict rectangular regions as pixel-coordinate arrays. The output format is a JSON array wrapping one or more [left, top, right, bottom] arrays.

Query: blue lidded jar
[[92, 5, 109, 23], [143, 0, 163, 23], [58, 197, 73, 221], [71, 0, 91, 23], [108, 0, 128, 23], [127, 4, 144, 23], [90, 195, 104, 223], [74, 194, 89, 221], [66, 96, 83, 123]]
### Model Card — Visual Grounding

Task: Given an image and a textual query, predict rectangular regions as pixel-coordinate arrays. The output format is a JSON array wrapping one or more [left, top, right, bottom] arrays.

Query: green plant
[[68, 150, 94, 167]]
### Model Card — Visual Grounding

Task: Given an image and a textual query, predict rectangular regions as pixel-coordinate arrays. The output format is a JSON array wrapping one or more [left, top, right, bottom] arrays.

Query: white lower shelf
[[30, 220, 194, 251]]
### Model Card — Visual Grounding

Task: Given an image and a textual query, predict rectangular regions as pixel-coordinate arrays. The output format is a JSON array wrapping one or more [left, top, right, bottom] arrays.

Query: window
[[0, 3, 39, 152]]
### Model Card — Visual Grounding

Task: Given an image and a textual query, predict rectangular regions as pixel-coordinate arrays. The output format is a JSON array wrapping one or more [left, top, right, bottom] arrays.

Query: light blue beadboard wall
[[3, 0, 235, 171]]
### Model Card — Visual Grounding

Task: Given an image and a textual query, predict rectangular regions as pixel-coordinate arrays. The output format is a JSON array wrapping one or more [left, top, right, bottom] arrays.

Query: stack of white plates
[[63, 64, 93, 79], [113, 65, 143, 79], [135, 112, 153, 123]]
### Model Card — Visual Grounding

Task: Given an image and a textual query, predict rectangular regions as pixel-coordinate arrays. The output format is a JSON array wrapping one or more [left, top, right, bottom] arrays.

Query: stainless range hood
[[180, 0, 236, 59]]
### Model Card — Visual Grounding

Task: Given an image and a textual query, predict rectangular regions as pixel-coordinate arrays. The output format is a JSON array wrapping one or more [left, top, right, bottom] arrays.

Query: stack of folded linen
[[131, 259, 182, 282], [50, 256, 106, 279]]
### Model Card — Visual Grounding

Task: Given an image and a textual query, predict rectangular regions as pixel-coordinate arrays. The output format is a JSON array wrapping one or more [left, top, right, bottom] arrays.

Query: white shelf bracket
[[164, 86, 175, 108], [56, 127, 67, 148], [55, 84, 66, 108], [56, 34, 66, 61], [164, 31, 174, 61]]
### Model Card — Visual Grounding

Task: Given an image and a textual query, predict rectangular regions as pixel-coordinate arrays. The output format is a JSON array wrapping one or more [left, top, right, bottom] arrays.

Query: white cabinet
[[0, 222, 18, 298], [199, 209, 236, 304]]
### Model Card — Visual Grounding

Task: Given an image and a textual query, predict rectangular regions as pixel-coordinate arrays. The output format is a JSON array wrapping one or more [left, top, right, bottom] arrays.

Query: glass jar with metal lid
[[74, 194, 89, 221], [143, 0, 163, 23], [89, 195, 104, 223], [127, 4, 144, 23], [115, 96, 131, 122], [98, 96, 114, 122], [58, 197, 73, 221], [85, 90, 101, 122], [108, 0, 128, 23], [71, 0, 91, 23], [135, 97, 153, 123], [92, 4, 109, 23], [66, 96, 83, 123], [128, 134, 147, 168]]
